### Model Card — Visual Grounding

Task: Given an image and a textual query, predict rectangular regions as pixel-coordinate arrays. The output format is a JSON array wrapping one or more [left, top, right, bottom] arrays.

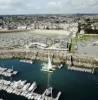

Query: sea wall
[[0, 49, 98, 70]]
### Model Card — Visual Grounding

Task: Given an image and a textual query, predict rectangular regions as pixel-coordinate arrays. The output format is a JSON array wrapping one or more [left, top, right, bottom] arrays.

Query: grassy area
[[71, 34, 98, 53], [78, 34, 98, 41]]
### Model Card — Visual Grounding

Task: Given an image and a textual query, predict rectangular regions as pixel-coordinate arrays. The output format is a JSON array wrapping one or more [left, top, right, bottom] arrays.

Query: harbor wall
[[0, 49, 98, 71]]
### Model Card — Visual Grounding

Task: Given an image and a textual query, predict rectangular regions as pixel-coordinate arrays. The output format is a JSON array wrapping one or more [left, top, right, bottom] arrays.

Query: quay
[[0, 49, 98, 71], [0, 66, 18, 77], [0, 49, 98, 73], [0, 79, 61, 100]]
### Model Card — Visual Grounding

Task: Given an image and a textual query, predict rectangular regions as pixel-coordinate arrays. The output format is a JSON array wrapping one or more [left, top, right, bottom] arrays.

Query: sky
[[0, 0, 98, 15]]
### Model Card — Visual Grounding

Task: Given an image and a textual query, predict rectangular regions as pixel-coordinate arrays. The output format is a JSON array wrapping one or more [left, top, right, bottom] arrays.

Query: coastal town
[[0, 14, 98, 32], [0, 14, 98, 100], [0, 15, 98, 71], [1, 0, 98, 99], [0, 14, 98, 60]]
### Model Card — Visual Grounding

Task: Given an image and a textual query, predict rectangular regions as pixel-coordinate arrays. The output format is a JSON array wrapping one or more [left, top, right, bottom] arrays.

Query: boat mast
[[48, 52, 52, 70]]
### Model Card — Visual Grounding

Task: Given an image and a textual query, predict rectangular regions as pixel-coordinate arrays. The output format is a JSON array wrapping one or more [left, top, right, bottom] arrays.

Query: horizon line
[[0, 13, 98, 16]]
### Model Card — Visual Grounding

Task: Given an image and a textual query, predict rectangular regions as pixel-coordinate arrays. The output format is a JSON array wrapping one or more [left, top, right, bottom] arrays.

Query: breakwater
[[0, 49, 98, 72]]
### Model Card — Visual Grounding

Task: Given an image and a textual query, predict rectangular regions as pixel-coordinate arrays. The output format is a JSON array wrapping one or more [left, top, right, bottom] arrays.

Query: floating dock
[[68, 66, 94, 74]]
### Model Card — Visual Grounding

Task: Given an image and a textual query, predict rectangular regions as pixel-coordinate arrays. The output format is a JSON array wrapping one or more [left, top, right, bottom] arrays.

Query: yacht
[[41, 55, 56, 72]]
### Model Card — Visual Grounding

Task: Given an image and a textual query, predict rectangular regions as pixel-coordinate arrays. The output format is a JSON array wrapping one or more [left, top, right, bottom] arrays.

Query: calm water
[[0, 59, 98, 100]]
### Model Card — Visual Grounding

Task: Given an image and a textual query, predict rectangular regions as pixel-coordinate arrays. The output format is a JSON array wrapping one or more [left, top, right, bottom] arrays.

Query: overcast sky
[[0, 0, 98, 15]]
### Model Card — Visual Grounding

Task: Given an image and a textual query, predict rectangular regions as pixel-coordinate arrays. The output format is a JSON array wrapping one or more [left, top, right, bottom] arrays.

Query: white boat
[[20, 59, 33, 64], [45, 87, 53, 96], [58, 64, 63, 69], [22, 83, 30, 91], [28, 81, 37, 92], [0, 99, 4, 100], [12, 71, 18, 75], [55, 91, 62, 100], [0, 79, 62, 100], [41, 55, 56, 72]]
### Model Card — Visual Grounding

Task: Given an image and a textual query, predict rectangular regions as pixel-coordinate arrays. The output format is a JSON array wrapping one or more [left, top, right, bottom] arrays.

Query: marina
[[0, 1, 98, 99], [0, 79, 61, 100], [0, 59, 98, 100]]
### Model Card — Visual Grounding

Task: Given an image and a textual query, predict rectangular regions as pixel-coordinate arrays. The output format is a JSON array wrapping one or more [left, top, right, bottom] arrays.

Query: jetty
[[0, 66, 18, 77], [68, 66, 95, 74]]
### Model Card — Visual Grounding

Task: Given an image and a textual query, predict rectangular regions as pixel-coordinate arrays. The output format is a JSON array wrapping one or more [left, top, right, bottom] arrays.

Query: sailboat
[[41, 55, 55, 72], [47, 56, 52, 71]]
